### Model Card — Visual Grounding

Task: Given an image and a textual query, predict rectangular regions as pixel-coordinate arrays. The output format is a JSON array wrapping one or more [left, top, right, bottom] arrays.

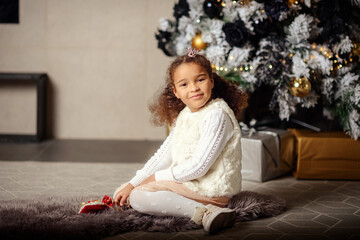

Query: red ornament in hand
[[102, 195, 113, 207]]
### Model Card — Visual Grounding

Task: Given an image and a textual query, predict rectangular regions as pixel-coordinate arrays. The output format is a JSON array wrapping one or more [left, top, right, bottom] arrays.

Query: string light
[[213, 39, 354, 78], [310, 42, 353, 73], [212, 64, 254, 73]]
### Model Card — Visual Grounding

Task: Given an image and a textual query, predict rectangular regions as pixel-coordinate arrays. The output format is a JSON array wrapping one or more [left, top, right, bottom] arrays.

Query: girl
[[113, 48, 247, 234]]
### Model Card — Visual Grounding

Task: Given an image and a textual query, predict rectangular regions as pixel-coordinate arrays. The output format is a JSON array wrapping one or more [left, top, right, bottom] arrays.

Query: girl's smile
[[191, 94, 204, 99], [172, 63, 214, 112]]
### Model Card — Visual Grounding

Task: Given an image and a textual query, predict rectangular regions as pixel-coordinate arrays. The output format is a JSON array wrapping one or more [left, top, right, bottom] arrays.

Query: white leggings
[[129, 189, 205, 218]]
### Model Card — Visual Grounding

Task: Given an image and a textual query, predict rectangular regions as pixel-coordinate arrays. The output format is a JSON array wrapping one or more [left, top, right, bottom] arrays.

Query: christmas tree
[[155, 0, 360, 139]]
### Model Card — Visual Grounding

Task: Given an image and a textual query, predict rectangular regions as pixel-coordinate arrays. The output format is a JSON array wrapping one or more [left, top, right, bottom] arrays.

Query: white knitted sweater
[[172, 98, 242, 197]]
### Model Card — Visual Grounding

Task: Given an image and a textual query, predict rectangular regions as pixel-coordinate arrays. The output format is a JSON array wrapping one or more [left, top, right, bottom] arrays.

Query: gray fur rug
[[0, 191, 286, 240]]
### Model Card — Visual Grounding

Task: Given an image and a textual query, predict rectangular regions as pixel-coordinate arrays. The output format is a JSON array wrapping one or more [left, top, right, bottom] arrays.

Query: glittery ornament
[[287, 0, 303, 7], [351, 42, 360, 57], [191, 32, 208, 50], [289, 77, 311, 97]]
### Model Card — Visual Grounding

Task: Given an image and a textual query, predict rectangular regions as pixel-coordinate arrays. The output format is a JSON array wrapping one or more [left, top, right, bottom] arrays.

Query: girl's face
[[172, 62, 214, 113]]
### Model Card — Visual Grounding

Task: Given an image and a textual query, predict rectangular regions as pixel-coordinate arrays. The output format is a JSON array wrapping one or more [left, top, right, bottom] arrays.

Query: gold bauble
[[289, 77, 311, 97], [191, 32, 208, 50], [287, 0, 302, 7], [352, 42, 360, 57]]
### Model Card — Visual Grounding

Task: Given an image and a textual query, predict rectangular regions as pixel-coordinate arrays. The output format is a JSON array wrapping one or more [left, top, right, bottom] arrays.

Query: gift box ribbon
[[240, 121, 281, 168]]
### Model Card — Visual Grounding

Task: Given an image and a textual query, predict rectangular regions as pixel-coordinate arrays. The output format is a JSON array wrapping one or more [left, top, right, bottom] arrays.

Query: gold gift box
[[291, 129, 360, 180]]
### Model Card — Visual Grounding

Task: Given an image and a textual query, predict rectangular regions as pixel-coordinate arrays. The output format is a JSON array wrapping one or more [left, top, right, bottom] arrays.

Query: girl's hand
[[140, 174, 156, 186], [114, 183, 134, 206]]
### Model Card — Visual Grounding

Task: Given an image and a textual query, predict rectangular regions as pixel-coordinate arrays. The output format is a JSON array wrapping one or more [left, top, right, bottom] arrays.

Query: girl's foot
[[191, 204, 236, 234]]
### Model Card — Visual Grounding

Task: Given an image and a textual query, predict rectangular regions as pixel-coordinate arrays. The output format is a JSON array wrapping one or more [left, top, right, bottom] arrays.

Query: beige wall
[[0, 0, 175, 140]]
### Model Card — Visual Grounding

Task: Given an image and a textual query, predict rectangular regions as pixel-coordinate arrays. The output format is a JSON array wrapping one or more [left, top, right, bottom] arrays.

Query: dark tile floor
[[0, 140, 359, 240], [0, 139, 162, 162]]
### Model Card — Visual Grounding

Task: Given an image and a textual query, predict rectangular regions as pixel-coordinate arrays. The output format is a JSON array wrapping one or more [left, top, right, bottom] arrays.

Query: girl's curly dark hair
[[149, 54, 248, 126]]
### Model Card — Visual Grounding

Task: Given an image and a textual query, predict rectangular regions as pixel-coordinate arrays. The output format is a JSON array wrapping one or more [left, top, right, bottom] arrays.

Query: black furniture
[[0, 73, 47, 142]]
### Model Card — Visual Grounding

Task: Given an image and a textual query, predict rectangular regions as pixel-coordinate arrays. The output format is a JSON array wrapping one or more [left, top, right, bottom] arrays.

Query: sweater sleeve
[[129, 127, 174, 187], [154, 108, 234, 182]]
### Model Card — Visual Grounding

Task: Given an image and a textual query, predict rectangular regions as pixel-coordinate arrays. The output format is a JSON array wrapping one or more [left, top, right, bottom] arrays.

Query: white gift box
[[241, 128, 295, 182]]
